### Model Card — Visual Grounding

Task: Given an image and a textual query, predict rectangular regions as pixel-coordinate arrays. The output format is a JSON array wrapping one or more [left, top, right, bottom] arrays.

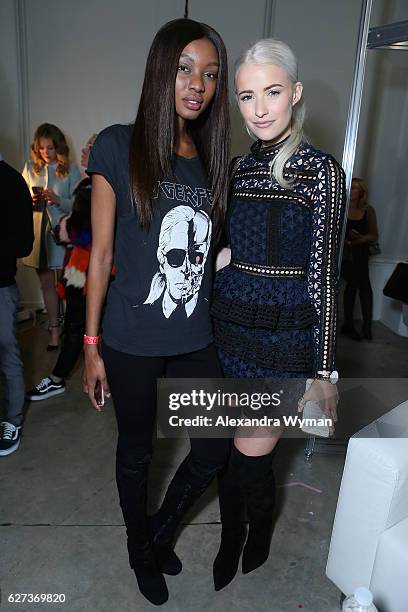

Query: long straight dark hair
[[129, 18, 230, 244]]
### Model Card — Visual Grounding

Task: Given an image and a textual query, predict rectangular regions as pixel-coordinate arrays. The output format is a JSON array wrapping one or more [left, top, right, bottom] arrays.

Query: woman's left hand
[[349, 229, 366, 245], [215, 247, 231, 271], [58, 213, 71, 243], [43, 188, 61, 206], [298, 379, 339, 435]]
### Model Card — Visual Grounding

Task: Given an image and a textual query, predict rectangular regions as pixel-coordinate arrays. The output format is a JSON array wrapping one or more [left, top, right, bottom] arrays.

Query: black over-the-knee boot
[[240, 450, 276, 574], [149, 452, 220, 570], [116, 451, 168, 606], [213, 444, 247, 591]]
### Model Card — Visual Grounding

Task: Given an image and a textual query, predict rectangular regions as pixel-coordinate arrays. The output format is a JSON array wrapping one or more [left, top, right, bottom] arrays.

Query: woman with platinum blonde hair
[[239, 38, 306, 189], [211, 38, 346, 590]]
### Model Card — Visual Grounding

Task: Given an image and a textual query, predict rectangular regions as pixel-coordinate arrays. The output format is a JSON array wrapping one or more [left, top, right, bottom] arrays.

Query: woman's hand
[[297, 379, 339, 435], [58, 214, 72, 243], [83, 175, 115, 411], [349, 229, 367, 245], [83, 346, 111, 411], [43, 188, 61, 206], [32, 191, 44, 203], [215, 247, 231, 271]]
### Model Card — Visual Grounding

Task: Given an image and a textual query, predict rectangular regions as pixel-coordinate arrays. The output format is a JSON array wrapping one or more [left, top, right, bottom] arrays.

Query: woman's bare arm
[[83, 174, 115, 409]]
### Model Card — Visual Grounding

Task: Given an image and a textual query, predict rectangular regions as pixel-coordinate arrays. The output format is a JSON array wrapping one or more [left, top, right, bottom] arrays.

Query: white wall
[[355, 0, 408, 335], [24, 0, 189, 171], [356, 0, 408, 264], [182, 0, 268, 154], [271, 0, 407, 255], [0, 0, 24, 168], [271, 0, 408, 336], [20, 0, 268, 167], [2, 0, 267, 308], [0, 0, 41, 308], [271, 0, 361, 161]]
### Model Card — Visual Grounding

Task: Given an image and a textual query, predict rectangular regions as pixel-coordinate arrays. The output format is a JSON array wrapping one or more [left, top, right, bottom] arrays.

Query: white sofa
[[326, 400, 408, 612]]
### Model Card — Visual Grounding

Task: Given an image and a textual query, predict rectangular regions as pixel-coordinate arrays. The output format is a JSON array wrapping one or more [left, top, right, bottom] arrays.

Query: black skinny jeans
[[53, 286, 86, 379], [102, 341, 230, 538], [343, 251, 373, 330]]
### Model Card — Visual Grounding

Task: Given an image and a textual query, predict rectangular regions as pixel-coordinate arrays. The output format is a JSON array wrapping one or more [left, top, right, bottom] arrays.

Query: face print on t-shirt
[[143, 205, 212, 318]]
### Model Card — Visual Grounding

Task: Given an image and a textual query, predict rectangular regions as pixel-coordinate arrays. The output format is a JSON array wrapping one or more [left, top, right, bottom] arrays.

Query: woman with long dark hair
[[22, 124, 80, 350], [211, 38, 346, 590], [83, 19, 230, 606]]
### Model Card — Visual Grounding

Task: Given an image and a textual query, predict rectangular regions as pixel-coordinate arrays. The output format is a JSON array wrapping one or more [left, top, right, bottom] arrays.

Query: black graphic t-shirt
[[87, 124, 214, 355]]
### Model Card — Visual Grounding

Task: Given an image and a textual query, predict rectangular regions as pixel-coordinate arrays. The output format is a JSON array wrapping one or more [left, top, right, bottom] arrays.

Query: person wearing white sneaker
[[0, 422, 22, 456], [0, 154, 34, 457]]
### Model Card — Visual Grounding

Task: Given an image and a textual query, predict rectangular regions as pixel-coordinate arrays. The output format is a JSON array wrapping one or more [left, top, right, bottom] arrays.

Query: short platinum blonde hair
[[235, 38, 306, 188]]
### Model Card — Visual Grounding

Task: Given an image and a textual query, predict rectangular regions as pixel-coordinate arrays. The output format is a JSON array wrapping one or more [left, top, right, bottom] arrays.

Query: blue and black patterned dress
[[211, 138, 346, 381]]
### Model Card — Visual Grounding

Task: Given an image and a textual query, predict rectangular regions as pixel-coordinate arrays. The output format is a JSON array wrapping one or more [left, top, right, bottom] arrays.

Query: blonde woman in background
[[22, 123, 80, 350]]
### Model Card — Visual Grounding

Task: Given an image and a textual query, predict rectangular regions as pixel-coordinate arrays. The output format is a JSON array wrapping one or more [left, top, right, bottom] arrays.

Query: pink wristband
[[84, 334, 99, 345]]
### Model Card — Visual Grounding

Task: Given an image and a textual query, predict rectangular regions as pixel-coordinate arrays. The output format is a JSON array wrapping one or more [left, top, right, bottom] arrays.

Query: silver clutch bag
[[300, 379, 331, 438]]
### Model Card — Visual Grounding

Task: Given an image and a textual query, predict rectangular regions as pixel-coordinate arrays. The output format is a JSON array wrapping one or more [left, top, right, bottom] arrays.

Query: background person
[[22, 123, 80, 350], [0, 153, 34, 456], [342, 177, 379, 341], [27, 135, 98, 401]]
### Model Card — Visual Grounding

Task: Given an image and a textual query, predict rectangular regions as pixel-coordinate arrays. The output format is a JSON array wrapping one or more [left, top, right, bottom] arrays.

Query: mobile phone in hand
[[32, 186, 46, 211], [94, 380, 104, 407]]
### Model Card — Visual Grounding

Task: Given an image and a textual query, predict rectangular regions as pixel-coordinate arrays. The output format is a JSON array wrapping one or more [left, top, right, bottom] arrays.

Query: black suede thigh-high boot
[[149, 452, 221, 569], [240, 450, 276, 574], [213, 444, 247, 591], [147, 517, 183, 576], [116, 450, 168, 606]]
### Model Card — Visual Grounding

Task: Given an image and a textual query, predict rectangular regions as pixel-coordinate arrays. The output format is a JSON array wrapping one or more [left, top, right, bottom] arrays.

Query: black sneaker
[[26, 376, 65, 401], [0, 422, 22, 456]]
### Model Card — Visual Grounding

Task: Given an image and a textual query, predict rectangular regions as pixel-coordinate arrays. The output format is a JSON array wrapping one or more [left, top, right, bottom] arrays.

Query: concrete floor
[[1, 316, 407, 612]]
